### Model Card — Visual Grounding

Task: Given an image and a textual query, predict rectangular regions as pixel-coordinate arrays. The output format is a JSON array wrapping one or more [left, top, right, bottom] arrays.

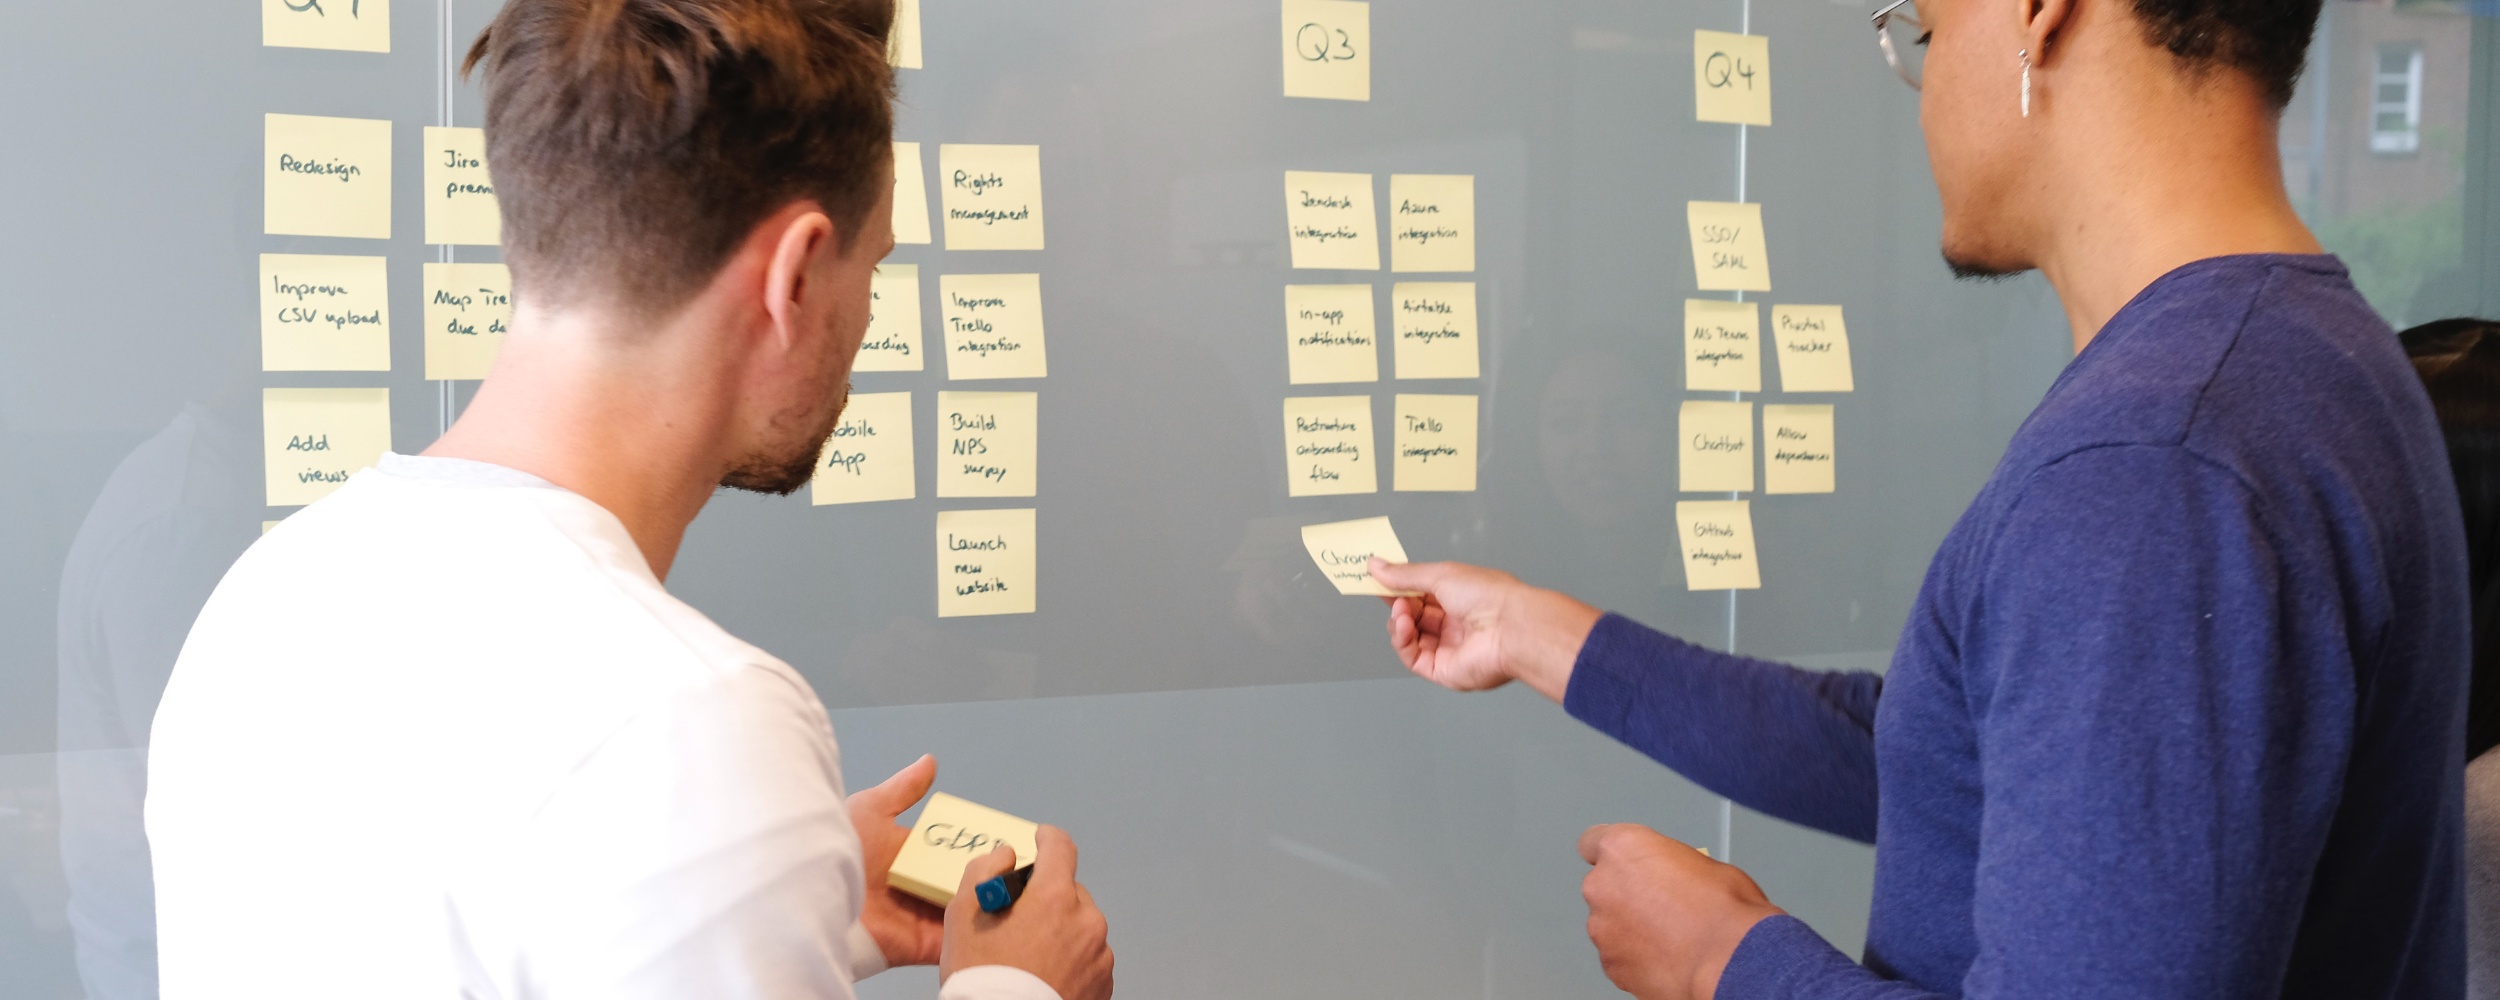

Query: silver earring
[[2020, 49, 2032, 117]]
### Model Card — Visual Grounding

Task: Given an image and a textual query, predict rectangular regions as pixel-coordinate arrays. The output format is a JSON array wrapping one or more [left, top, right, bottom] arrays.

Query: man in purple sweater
[[1370, 0, 2471, 997]]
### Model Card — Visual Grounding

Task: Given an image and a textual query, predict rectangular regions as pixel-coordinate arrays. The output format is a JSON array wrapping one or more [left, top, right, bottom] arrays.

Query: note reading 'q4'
[[264, 0, 390, 52], [1693, 30, 1772, 126], [1300, 516, 1414, 596]]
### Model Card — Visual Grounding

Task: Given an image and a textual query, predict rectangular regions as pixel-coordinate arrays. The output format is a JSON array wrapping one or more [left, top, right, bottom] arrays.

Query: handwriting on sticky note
[[1392, 282, 1479, 380], [1285, 284, 1378, 384], [263, 387, 391, 507], [936, 391, 1038, 498], [423, 127, 499, 246], [1389, 174, 1475, 273], [1285, 171, 1380, 270], [1283, 396, 1377, 497], [266, 114, 392, 240], [889, 0, 924, 68], [264, 0, 389, 52], [422, 262, 510, 381], [1282, 0, 1370, 101], [1680, 399, 1754, 493], [1771, 305, 1854, 392], [814, 391, 916, 505], [1394, 394, 1478, 492], [1694, 31, 1771, 126], [1676, 500, 1762, 590], [889, 793, 1039, 905], [940, 273, 1046, 380], [1763, 404, 1835, 495], [936, 508, 1038, 617], [1686, 201, 1769, 292], [1684, 299, 1761, 392], [261, 254, 390, 372], [940, 144, 1045, 251], [893, 142, 933, 245], [858, 264, 925, 373], [1300, 516, 1411, 595]]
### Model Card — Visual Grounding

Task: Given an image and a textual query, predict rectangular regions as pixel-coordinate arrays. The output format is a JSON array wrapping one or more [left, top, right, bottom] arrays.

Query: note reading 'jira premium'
[[423, 126, 500, 246], [1300, 516, 1413, 596]]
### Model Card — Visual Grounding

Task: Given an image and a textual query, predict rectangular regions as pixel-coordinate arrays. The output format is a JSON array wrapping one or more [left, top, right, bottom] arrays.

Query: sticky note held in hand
[[1300, 516, 1413, 596], [890, 793, 1041, 907]]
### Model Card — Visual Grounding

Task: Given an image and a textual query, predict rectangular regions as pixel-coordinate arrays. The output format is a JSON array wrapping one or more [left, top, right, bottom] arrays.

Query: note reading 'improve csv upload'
[[263, 387, 390, 508], [261, 254, 389, 372], [814, 391, 915, 505], [1300, 516, 1411, 596], [937, 508, 1037, 617], [1676, 500, 1761, 591]]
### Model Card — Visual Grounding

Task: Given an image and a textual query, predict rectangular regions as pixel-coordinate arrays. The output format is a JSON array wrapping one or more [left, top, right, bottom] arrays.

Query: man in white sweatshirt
[[143, 2, 1113, 997]]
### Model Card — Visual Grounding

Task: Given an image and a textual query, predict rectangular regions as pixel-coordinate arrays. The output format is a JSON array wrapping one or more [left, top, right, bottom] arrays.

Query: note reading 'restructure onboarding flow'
[[814, 391, 916, 506], [1282, 0, 1369, 101], [261, 254, 389, 373], [939, 144, 1044, 251], [266, 113, 392, 240], [1299, 516, 1412, 596], [858, 264, 925, 372], [937, 508, 1038, 617], [1676, 501, 1762, 591], [422, 262, 511, 381], [263, 388, 391, 508], [1283, 395, 1376, 496]]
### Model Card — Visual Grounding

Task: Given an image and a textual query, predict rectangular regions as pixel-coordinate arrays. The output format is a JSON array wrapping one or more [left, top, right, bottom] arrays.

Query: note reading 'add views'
[[939, 144, 1044, 251], [261, 254, 389, 372], [1676, 500, 1762, 591], [1392, 282, 1478, 380], [1694, 30, 1772, 126], [1282, 0, 1370, 101], [1389, 174, 1475, 273], [940, 273, 1046, 380], [423, 126, 499, 246], [1301, 516, 1411, 595], [1285, 171, 1380, 271], [1680, 399, 1754, 493], [266, 114, 392, 240], [264, 387, 390, 507], [889, 793, 1038, 906], [1684, 298, 1761, 393], [888, 0, 924, 69], [1686, 201, 1770, 292], [814, 391, 915, 505], [893, 142, 933, 245], [1394, 394, 1478, 492], [1285, 284, 1378, 384], [1763, 404, 1836, 495], [937, 508, 1038, 617], [857, 264, 925, 372], [1771, 305, 1854, 392], [1284, 396, 1377, 497], [422, 262, 511, 381], [264, 0, 389, 52], [937, 391, 1038, 498]]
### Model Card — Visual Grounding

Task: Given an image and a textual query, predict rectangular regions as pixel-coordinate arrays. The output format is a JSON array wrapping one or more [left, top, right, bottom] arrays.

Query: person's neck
[[2030, 69, 2323, 354], [423, 304, 737, 581]]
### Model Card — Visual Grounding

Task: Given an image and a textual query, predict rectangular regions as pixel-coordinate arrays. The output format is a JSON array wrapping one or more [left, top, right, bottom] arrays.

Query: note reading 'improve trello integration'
[[940, 273, 1046, 380], [1300, 516, 1412, 596]]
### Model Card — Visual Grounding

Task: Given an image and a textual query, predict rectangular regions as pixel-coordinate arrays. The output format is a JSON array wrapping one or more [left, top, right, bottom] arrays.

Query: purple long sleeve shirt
[[1565, 256, 2471, 998]]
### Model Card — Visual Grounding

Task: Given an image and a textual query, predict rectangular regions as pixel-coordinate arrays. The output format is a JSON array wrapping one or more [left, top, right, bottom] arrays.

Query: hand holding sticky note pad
[[1300, 516, 1412, 595], [890, 792, 1041, 907]]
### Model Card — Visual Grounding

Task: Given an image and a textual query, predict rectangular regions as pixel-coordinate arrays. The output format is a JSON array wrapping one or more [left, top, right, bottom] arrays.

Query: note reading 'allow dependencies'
[[422, 262, 511, 381], [814, 391, 916, 505], [1676, 500, 1762, 591], [1763, 403, 1836, 495], [937, 508, 1038, 617], [423, 126, 499, 246], [263, 387, 391, 507], [1683, 298, 1761, 393], [1300, 516, 1412, 596], [261, 254, 389, 372], [940, 144, 1044, 251], [940, 273, 1046, 380], [1285, 171, 1380, 271], [266, 113, 392, 240], [1686, 201, 1770, 292], [1282, 0, 1370, 101]]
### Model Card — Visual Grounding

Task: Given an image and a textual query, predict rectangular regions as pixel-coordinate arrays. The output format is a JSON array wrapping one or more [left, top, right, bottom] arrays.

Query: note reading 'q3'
[[1282, 0, 1370, 101]]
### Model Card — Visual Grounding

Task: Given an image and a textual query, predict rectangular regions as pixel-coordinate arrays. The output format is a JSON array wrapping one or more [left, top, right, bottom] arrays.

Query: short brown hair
[[463, 0, 895, 315]]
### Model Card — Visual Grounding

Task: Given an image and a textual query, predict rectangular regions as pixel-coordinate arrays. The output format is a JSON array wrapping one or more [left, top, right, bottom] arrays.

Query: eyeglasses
[[1871, 0, 1927, 91]]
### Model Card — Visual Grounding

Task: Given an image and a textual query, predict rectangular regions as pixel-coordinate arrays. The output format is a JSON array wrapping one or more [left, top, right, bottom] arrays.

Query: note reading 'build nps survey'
[[1676, 500, 1762, 591], [890, 793, 1039, 906], [892, 142, 934, 245], [937, 391, 1038, 498], [1389, 174, 1475, 273], [1285, 171, 1380, 270], [1686, 201, 1770, 292], [857, 264, 925, 372], [941, 273, 1047, 380], [1283, 395, 1377, 497], [261, 254, 389, 373], [937, 508, 1038, 617], [1763, 404, 1836, 495], [1680, 399, 1755, 493], [1393, 394, 1478, 492], [263, 387, 391, 508], [1684, 298, 1761, 393], [264, 0, 389, 52], [1392, 282, 1479, 379], [1300, 516, 1412, 596], [813, 391, 915, 505], [422, 262, 511, 381], [266, 114, 392, 240], [1771, 305, 1855, 392], [1282, 0, 1370, 101], [940, 144, 1044, 250], [424, 126, 500, 246], [1694, 30, 1772, 126], [1285, 284, 1379, 384]]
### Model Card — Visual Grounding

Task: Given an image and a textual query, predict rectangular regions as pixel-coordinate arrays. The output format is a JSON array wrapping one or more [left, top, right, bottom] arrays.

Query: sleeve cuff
[[1714, 914, 1876, 998], [1562, 612, 1655, 736], [939, 965, 1063, 1000], [845, 921, 889, 982]]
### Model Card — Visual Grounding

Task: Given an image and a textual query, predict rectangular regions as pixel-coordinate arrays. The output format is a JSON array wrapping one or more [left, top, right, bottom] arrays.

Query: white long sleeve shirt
[[146, 455, 1056, 1000]]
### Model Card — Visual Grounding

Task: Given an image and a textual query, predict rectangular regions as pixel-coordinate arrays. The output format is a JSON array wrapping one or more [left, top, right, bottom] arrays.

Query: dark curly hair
[[2129, 0, 2324, 108]]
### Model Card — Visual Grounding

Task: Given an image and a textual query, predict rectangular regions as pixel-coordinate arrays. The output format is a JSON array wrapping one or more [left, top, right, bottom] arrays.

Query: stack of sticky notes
[[889, 793, 1042, 906]]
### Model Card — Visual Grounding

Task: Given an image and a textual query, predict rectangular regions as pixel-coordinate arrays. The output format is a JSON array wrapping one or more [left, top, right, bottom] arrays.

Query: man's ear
[[761, 207, 837, 351], [2022, 0, 2078, 66]]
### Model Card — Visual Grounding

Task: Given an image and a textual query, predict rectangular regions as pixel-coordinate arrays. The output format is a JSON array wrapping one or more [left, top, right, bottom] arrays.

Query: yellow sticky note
[[266, 114, 392, 240], [814, 391, 916, 505], [893, 142, 933, 245], [1393, 394, 1477, 493], [1285, 171, 1380, 271], [937, 391, 1038, 498], [422, 262, 511, 381], [1285, 284, 1378, 385], [260, 254, 389, 372], [1283, 396, 1378, 497], [936, 508, 1038, 617], [263, 0, 389, 52], [263, 388, 390, 507], [889, 0, 925, 69], [1282, 0, 1370, 101], [857, 265, 925, 373], [1683, 299, 1761, 393], [1771, 305, 1855, 392], [1389, 174, 1475, 273], [1300, 516, 1411, 596], [1391, 282, 1479, 380], [940, 273, 1046, 380], [422, 127, 499, 246], [890, 793, 1038, 905], [939, 144, 1045, 251], [1763, 404, 1835, 495], [1676, 500, 1762, 590], [1679, 399, 1754, 493], [1686, 201, 1770, 293], [1694, 31, 1772, 126]]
